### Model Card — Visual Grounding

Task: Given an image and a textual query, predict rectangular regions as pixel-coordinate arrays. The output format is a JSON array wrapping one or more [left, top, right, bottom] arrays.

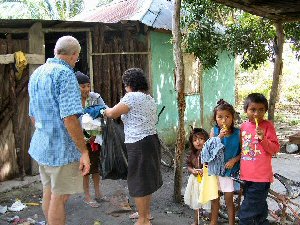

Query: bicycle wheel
[[159, 138, 174, 168]]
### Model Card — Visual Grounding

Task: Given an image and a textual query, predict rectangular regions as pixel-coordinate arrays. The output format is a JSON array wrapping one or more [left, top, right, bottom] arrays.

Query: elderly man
[[28, 36, 90, 225]]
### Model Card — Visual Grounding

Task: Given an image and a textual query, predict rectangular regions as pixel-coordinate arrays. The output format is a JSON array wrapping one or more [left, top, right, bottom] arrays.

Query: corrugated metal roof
[[141, 0, 173, 30], [72, 0, 174, 31]]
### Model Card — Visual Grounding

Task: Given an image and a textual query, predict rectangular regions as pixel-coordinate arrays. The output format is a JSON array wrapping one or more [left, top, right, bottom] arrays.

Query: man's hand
[[79, 151, 90, 176]]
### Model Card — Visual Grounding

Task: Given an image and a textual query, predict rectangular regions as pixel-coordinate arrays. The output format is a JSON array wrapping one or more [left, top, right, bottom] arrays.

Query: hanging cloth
[[14, 51, 28, 80]]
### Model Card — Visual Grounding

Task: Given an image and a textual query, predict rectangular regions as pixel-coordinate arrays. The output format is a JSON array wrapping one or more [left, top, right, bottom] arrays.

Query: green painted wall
[[149, 31, 235, 145]]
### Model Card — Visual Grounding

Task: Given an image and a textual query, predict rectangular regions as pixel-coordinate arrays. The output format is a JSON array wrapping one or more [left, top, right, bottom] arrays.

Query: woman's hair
[[211, 99, 236, 130], [54, 36, 81, 56], [122, 68, 149, 92], [189, 127, 209, 152], [243, 93, 268, 112]]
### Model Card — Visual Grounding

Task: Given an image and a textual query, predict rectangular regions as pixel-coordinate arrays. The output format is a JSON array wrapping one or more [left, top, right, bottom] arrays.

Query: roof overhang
[[213, 0, 300, 22]]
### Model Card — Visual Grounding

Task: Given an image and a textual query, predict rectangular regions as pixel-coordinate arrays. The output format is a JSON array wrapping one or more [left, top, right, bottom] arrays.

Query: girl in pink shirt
[[239, 93, 280, 225]]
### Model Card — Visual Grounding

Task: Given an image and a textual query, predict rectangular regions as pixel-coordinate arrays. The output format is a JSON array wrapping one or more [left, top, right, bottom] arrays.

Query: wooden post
[[6, 34, 25, 180], [172, 0, 186, 202], [268, 21, 284, 121], [87, 31, 94, 91], [198, 60, 204, 128], [28, 22, 45, 175]]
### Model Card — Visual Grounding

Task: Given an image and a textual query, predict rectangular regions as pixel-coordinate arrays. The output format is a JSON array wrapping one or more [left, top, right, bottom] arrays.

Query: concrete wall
[[149, 31, 235, 145]]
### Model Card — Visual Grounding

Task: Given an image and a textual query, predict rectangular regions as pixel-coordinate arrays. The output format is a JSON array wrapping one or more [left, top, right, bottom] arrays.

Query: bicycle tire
[[159, 138, 174, 168]]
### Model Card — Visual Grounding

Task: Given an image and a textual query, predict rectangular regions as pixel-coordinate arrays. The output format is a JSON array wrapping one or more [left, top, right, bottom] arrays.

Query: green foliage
[[182, 0, 229, 68], [285, 84, 300, 104], [274, 113, 287, 123], [182, 0, 277, 70], [225, 13, 275, 69], [285, 22, 300, 60], [289, 119, 300, 126], [0, 0, 84, 20]]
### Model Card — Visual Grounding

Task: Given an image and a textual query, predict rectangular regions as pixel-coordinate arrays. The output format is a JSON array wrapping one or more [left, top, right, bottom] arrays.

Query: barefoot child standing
[[184, 128, 210, 225]]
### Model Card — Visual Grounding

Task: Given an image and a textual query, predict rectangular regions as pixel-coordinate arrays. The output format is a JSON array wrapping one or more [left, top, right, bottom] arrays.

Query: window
[[183, 53, 202, 94]]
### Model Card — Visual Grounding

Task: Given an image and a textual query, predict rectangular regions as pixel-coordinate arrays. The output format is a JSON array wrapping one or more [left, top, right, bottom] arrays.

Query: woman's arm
[[104, 102, 130, 119]]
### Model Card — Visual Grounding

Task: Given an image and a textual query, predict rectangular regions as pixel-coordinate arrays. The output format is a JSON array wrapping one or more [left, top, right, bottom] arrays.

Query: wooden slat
[[0, 53, 45, 65]]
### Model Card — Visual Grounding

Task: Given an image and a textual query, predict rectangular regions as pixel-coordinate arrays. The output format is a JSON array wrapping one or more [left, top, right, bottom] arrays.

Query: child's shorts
[[218, 176, 234, 192]]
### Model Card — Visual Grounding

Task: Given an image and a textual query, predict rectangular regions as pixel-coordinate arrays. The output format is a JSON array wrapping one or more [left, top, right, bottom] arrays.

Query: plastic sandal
[[129, 212, 154, 220], [84, 200, 100, 208]]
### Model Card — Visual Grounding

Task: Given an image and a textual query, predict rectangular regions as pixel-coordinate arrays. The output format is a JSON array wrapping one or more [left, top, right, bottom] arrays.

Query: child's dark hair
[[212, 99, 236, 130], [189, 127, 209, 152], [243, 93, 268, 112]]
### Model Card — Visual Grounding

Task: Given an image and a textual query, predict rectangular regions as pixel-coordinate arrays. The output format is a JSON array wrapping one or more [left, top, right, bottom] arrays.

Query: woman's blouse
[[120, 92, 157, 143]]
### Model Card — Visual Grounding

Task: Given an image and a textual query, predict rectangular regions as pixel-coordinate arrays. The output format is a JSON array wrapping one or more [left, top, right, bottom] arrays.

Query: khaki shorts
[[39, 162, 83, 195]]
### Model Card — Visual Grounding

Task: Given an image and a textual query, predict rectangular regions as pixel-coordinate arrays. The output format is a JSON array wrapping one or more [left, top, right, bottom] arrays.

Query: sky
[[83, 0, 100, 11]]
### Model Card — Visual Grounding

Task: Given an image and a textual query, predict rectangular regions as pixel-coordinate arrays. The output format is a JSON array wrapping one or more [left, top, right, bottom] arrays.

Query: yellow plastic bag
[[197, 173, 202, 183], [199, 165, 218, 204]]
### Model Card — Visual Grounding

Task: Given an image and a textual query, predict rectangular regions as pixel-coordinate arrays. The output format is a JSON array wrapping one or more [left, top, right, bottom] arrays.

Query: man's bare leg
[[42, 186, 51, 222], [48, 193, 70, 225]]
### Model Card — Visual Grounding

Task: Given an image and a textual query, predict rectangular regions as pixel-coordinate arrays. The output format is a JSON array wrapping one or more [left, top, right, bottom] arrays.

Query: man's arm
[[30, 117, 35, 126], [64, 115, 90, 175]]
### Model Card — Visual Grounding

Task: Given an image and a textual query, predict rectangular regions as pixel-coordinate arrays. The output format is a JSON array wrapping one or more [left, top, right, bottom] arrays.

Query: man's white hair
[[54, 36, 81, 56]]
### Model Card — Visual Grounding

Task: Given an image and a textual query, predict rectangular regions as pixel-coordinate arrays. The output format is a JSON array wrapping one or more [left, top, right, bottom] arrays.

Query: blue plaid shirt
[[28, 58, 83, 166]]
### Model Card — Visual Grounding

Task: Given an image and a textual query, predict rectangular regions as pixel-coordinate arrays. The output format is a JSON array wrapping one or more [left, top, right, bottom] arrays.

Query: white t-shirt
[[120, 92, 157, 143]]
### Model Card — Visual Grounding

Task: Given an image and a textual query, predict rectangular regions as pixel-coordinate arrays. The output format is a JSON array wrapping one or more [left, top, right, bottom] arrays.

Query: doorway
[[44, 32, 88, 74]]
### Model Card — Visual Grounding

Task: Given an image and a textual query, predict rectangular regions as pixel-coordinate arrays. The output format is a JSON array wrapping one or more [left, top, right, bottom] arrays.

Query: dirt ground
[[0, 122, 299, 225]]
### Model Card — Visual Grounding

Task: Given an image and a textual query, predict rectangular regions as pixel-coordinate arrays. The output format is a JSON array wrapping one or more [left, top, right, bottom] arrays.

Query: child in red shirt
[[239, 93, 280, 225]]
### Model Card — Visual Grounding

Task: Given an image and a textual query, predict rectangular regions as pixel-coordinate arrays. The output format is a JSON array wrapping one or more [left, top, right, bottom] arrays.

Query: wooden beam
[[0, 28, 29, 33], [91, 52, 150, 56], [43, 27, 91, 33], [0, 53, 45, 65]]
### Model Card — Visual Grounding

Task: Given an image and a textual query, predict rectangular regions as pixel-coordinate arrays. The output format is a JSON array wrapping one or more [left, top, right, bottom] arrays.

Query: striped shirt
[[28, 58, 83, 166]]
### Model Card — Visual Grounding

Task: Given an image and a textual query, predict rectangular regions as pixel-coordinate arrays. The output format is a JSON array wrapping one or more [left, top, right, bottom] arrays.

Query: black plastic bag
[[101, 118, 128, 180]]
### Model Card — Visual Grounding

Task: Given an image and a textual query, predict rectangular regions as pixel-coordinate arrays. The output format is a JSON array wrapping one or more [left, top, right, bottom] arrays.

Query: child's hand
[[225, 158, 236, 169], [218, 127, 228, 139], [256, 127, 265, 140], [192, 168, 202, 176]]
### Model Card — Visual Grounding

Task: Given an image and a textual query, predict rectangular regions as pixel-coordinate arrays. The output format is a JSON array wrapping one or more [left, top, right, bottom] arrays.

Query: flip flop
[[84, 200, 99, 208], [129, 212, 154, 220], [95, 196, 109, 203]]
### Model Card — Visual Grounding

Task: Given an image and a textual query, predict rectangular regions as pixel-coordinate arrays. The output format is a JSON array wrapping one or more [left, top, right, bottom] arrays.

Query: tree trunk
[[172, 0, 186, 203], [7, 34, 25, 180], [268, 22, 284, 121]]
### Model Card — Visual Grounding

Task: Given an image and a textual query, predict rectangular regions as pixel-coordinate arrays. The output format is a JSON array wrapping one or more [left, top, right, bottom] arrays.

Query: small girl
[[209, 99, 241, 225], [184, 127, 210, 225]]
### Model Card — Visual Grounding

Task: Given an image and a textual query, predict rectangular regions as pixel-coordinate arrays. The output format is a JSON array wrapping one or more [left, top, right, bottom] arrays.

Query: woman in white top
[[104, 68, 162, 225]]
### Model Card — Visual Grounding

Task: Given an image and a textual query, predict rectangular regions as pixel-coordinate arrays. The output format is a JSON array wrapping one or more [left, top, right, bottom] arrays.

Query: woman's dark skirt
[[126, 134, 163, 197]]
